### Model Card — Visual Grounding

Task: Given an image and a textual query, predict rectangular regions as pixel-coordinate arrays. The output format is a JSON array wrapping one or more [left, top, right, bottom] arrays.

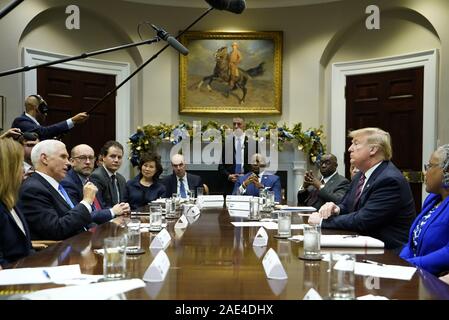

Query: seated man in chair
[[233, 153, 281, 202]]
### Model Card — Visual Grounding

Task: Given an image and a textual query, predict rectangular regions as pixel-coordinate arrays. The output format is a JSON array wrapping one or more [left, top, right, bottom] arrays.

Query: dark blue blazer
[[60, 169, 113, 224], [400, 193, 449, 275], [233, 172, 282, 203], [162, 173, 203, 198], [125, 174, 166, 210], [322, 161, 416, 249], [18, 173, 92, 240], [0, 202, 32, 267], [11, 113, 70, 140]]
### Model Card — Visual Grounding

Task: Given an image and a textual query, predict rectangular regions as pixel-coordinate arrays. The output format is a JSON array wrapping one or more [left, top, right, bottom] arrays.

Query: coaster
[[273, 234, 290, 239], [298, 254, 323, 261], [126, 248, 145, 255]]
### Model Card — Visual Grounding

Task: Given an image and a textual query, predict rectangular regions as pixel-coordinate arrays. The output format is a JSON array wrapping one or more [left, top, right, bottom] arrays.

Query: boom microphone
[[205, 0, 246, 14], [151, 24, 189, 56]]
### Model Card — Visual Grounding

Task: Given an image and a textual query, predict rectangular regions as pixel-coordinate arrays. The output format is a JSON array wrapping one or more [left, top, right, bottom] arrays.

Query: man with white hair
[[18, 140, 97, 240], [233, 153, 282, 202], [308, 127, 416, 249], [162, 153, 203, 198]]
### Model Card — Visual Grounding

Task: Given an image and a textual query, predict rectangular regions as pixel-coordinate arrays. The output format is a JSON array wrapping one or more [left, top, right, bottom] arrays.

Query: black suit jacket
[[218, 136, 255, 195], [11, 113, 70, 140], [322, 161, 416, 249], [0, 202, 32, 267], [162, 173, 203, 198], [61, 169, 113, 224], [297, 172, 350, 210], [18, 173, 92, 240], [90, 166, 127, 209]]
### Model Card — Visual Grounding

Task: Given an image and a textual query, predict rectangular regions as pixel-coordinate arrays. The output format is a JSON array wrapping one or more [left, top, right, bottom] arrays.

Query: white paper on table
[[140, 222, 167, 230], [253, 227, 268, 247], [143, 250, 170, 283], [197, 195, 224, 209], [228, 209, 249, 218], [288, 234, 384, 248], [303, 288, 323, 300], [275, 205, 317, 212], [149, 228, 171, 250], [151, 198, 167, 204], [174, 215, 189, 229], [231, 221, 263, 227], [0, 264, 82, 285], [354, 262, 416, 280], [357, 294, 389, 300], [22, 279, 145, 300], [261, 223, 305, 230], [227, 201, 250, 211], [262, 248, 288, 280]]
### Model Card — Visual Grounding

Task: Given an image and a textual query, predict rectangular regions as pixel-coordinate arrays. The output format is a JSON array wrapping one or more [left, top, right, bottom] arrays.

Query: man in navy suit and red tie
[[61, 144, 130, 224], [233, 153, 282, 203], [308, 127, 416, 249], [18, 140, 97, 240]]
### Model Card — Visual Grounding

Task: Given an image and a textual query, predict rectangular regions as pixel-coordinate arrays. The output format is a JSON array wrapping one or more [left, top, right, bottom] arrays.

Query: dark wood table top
[[2, 208, 449, 300]]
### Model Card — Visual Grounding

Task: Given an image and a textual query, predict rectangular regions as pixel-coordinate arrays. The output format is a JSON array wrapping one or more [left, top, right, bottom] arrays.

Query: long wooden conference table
[[2, 208, 449, 300]]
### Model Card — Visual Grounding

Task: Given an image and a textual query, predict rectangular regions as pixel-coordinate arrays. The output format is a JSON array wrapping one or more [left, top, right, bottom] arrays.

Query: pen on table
[[42, 270, 51, 279], [362, 259, 385, 266], [343, 235, 359, 238]]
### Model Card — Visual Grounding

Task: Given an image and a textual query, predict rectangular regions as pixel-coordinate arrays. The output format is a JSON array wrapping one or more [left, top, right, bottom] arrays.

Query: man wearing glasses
[[61, 144, 130, 224], [308, 127, 416, 250]]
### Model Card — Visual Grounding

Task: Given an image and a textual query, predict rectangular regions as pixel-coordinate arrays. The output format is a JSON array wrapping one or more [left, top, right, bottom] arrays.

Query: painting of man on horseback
[[179, 31, 282, 114]]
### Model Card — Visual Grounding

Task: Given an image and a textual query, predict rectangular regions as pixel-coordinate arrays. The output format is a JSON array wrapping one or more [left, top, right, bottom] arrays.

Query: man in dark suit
[[18, 140, 98, 240], [162, 154, 203, 198], [11, 95, 89, 140], [233, 153, 282, 202], [297, 153, 349, 209], [61, 144, 130, 224], [90, 141, 128, 209], [309, 128, 416, 249], [218, 117, 257, 195]]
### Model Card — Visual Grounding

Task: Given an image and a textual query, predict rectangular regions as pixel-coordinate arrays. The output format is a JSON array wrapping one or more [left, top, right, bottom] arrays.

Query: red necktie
[[93, 197, 102, 210]]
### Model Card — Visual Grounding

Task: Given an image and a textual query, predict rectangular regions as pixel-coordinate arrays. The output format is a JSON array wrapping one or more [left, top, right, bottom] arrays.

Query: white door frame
[[23, 47, 131, 178], [331, 49, 439, 201]]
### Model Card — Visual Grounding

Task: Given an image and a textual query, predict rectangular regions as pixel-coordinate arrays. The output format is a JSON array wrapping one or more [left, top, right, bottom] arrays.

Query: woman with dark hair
[[400, 144, 449, 275], [126, 153, 166, 210]]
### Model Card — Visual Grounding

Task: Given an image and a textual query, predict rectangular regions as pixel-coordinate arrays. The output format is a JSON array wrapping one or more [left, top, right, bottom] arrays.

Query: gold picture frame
[[179, 31, 282, 114]]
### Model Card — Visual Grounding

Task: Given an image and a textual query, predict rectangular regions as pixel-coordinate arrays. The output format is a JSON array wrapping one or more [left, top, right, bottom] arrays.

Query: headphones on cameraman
[[30, 94, 49, 115]]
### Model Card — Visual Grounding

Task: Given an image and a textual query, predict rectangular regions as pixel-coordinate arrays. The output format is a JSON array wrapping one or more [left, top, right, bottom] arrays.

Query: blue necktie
[[179, 178, 187, 198], [58, 184, 75, 209], [235, 138, 242, 174]]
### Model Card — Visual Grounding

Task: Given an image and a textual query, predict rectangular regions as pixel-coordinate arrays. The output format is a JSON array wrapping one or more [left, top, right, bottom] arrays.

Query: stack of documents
[[197, 195, 224, 208]]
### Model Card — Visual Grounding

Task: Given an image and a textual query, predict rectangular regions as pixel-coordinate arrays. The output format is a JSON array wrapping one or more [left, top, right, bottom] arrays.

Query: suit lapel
[[34, 173, 71, 210], [358, 161, 388, 207]]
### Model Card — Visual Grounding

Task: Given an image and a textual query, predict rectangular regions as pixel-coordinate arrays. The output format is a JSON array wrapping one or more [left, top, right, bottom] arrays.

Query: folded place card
[[197, 195, 224, 209], [143, 250, 170, 283], [149, 228, 171, 250], [262, 248, 288, 280], [226, 195, 254, 211], [228, 209, 250, 218], [303, 288, 323, 300], [253, 227, 268, 247], [186, 214, 200, 224], [184, 204, 200, 217], [253, 246, 267, 259], [174, 214, 189, 229]]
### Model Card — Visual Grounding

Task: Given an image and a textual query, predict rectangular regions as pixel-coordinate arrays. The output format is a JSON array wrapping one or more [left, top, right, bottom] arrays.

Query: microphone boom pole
[[86, 7, 214, 114]]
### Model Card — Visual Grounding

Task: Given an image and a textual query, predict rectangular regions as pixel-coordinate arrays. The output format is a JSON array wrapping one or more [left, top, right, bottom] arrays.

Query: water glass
[[277, 211, 291, 237], [149, 205, 163, 231], [303, 225, 321, 259], [126, 219, 141, 253], [103, 236, 127, 280], [329, 253, 355, 300], [249, 197, 260, 220], [266, 191, 275, 207], [165, 198, 176, 218]]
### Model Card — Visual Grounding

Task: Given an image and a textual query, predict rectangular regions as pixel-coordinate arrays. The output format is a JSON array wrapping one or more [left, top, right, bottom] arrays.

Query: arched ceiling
[[122, 0, 343, 9]]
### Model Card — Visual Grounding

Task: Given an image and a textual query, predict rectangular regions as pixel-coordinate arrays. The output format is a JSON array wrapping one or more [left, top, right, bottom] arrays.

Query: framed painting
[[179, 31, 282, 114]]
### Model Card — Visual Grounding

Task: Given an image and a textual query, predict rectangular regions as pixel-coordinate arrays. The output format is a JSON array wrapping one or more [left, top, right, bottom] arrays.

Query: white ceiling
[[122, 0, 343, 9]]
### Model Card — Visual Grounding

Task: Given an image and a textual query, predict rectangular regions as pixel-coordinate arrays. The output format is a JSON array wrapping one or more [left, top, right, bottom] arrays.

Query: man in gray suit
[[90, 141, 128, 209], [297, 153, 349, 210]]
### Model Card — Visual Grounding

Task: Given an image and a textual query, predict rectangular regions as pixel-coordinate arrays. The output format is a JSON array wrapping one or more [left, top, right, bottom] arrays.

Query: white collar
[[103, 165, 116, 178], [36, 171, 60, 192], [25, 112, 40, 125], [364, 161, 383, 181], [323, 171, 338, 184]]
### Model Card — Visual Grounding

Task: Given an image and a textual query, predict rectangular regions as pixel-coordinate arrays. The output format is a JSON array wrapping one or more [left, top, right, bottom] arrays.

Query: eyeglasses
[[424, 163, 440, 171], [73, 155, 96, 162]]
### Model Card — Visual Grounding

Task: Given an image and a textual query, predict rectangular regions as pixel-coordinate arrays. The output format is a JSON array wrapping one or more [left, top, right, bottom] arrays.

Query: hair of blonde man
[[349, 127, 392, 161], [0, 138, 24, 210], [30, 139, 65, 168]]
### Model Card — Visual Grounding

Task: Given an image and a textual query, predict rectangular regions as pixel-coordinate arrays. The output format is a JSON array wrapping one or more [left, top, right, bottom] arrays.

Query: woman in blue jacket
[[0, 138, 32, 267], [400, 144, 449, 275], [126, 153, 166, 210]]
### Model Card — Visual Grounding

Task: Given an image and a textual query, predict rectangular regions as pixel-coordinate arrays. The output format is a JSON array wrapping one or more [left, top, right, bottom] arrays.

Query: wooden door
[[346, 67, 423, 212], [37, 66, 116, 156]]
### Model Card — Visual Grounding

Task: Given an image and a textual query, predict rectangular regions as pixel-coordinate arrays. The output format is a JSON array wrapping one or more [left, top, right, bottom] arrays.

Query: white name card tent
[[143, 250, 171, 283], [183, 204, 200, 217], [226, 195, 254, 211], [253, 227, 268, 247], [149, 228, 171, 250], [174, 214, 189, 229], [197, 195, 224, 209], [262, 248, 288, 280]]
